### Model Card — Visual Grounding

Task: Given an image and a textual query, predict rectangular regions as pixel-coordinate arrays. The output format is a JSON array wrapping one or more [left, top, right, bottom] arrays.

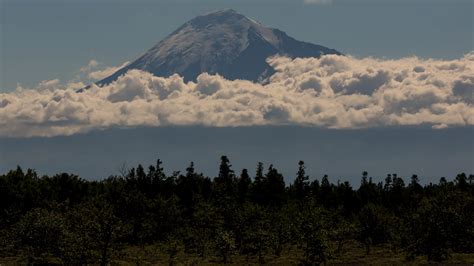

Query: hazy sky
[[1, 0, 472, 90], [0, 0, 473, 181], [2, 126, 473, 183]]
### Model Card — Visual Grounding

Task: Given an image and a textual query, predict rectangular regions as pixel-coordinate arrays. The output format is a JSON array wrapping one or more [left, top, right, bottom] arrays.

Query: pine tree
[[293, 160, 309, 200], [218, 156, 234, 181], [238, 169, 251, 202]]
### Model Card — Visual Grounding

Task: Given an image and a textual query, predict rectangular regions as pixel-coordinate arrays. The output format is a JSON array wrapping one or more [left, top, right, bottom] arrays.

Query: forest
[[0, 156, 473, 265]]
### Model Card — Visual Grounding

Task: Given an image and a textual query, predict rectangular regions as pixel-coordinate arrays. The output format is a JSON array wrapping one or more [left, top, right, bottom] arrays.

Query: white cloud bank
[[1, 53, 473, 137]]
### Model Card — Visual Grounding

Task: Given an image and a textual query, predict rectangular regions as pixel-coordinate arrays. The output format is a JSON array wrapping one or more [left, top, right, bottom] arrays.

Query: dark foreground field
[[0, 158, 473, 265], [2, 242, 473, 265]]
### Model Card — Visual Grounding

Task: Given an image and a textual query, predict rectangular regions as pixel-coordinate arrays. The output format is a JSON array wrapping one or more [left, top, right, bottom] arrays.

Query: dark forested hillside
[[1, 157, 473, 265]]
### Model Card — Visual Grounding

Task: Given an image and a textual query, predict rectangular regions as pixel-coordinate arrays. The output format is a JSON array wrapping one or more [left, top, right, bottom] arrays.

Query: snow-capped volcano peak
[[141, 9, 278, 71], [97, 9, 341, 85]]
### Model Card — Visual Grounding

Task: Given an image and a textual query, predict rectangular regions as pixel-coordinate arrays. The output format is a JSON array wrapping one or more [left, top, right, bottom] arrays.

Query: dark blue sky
[[2, 126, 473, 184], [1, 0, 472, 90]]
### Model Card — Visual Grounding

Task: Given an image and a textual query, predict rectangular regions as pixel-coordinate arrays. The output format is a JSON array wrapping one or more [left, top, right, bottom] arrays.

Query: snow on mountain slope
[[96, 9, 341, 85]]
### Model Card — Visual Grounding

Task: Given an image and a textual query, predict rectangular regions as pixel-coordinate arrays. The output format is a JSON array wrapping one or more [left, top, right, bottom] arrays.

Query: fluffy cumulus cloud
[[1, 53, 473, 137], [80, 60, 130, 81]]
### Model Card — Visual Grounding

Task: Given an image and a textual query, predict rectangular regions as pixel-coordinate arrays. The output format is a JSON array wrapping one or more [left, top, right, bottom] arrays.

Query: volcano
[[96, 9, 341, 85]]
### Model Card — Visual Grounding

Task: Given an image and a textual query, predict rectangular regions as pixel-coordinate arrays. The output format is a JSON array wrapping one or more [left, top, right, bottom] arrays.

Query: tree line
[[0, 156, 473, 264]]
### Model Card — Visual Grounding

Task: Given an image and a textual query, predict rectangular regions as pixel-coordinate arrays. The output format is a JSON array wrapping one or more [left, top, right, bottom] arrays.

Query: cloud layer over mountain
[[1, 53, 473, 137]]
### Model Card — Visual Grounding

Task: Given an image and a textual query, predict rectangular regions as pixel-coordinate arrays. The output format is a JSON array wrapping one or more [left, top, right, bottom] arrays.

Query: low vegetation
[[1, 157, 473, 264]]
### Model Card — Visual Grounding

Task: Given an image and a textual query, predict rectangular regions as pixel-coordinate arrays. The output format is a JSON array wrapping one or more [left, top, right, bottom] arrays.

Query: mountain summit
[[97, 9, 341, 84]]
